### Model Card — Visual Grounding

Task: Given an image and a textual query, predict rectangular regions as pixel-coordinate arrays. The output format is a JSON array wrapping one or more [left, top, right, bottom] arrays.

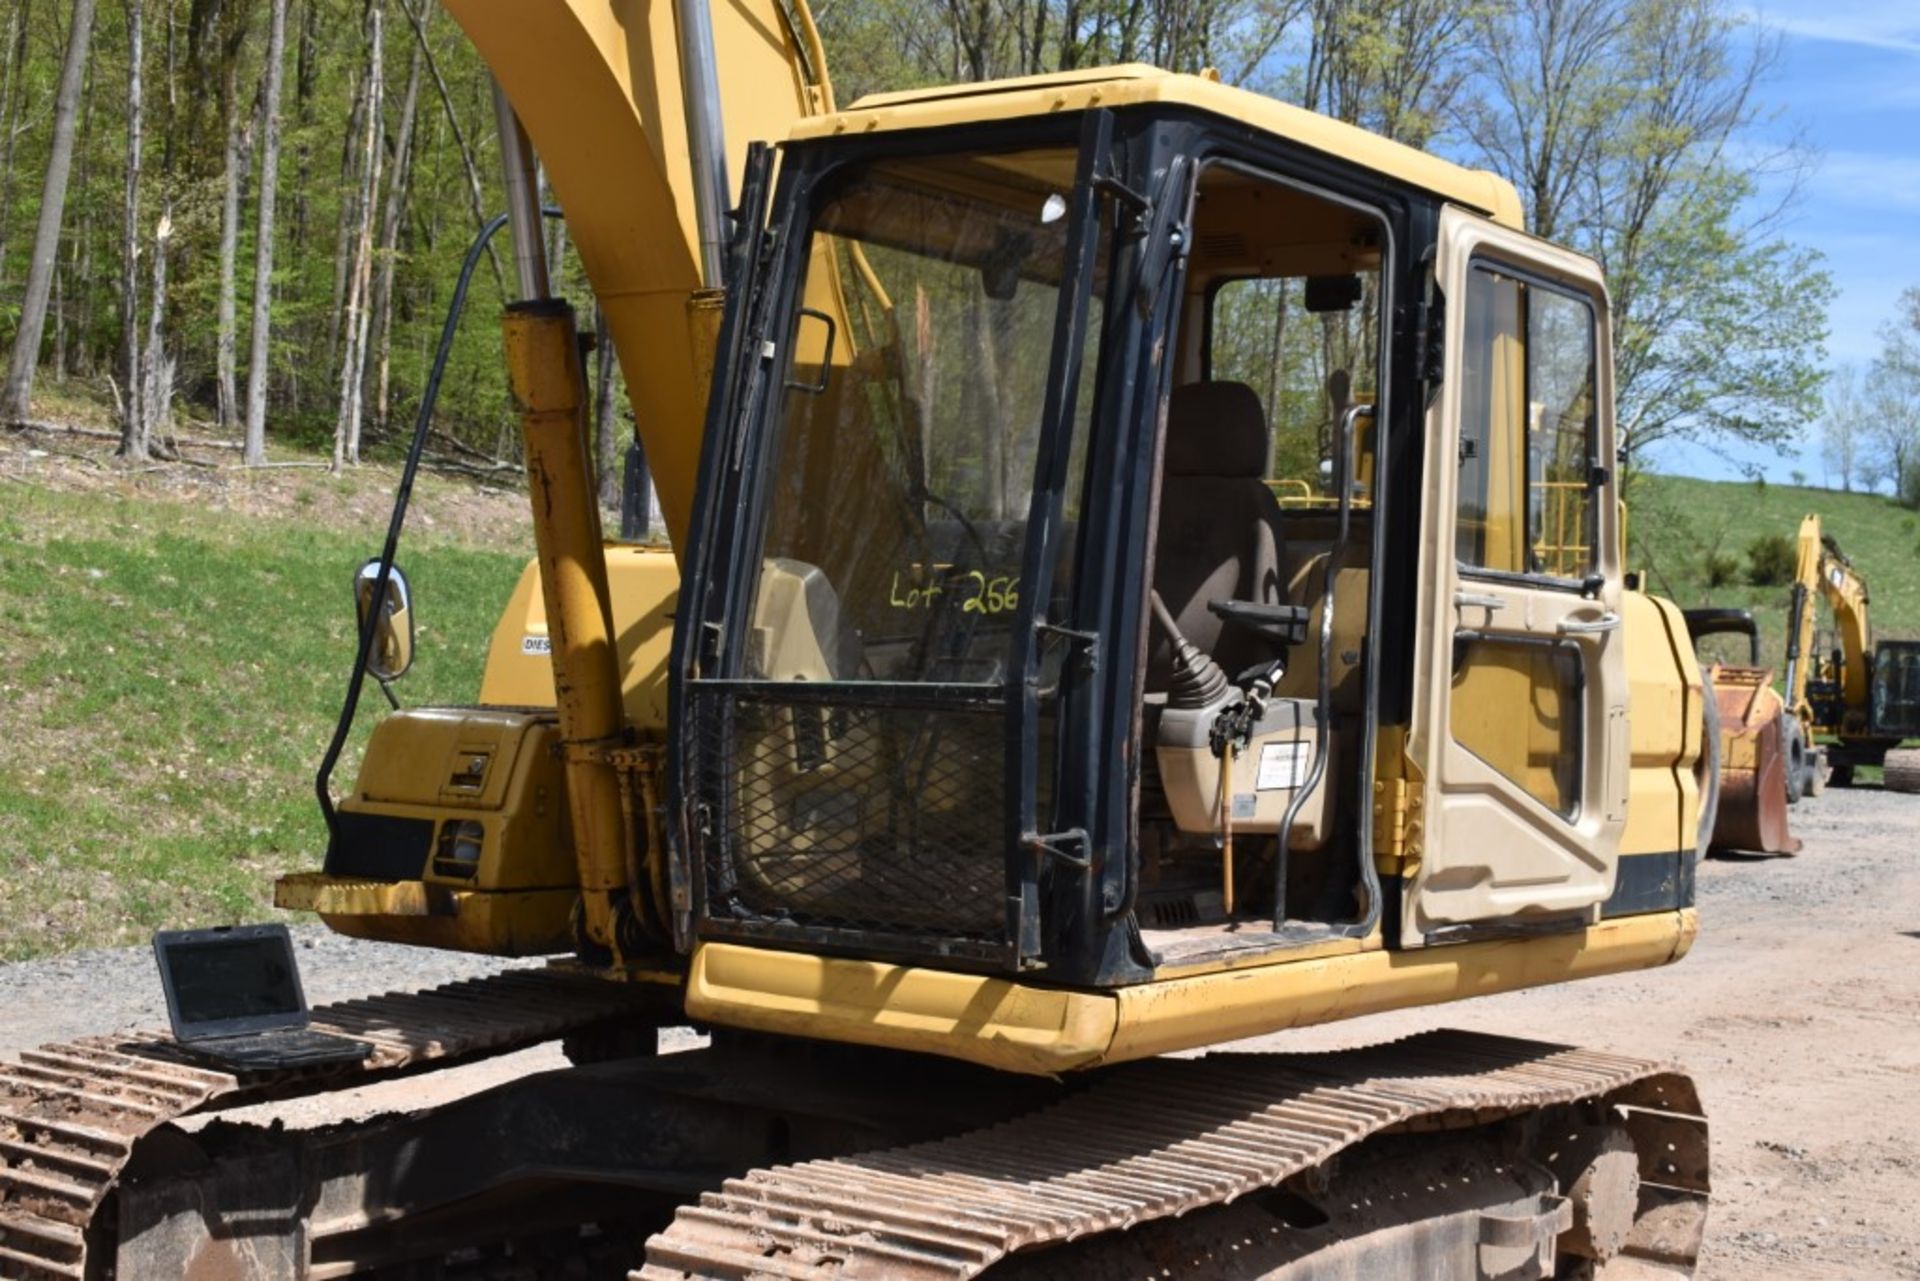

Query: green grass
[[4, 461, 1913, 961], [1627, 473, 1920, 676], [0, 480, 530, 960]]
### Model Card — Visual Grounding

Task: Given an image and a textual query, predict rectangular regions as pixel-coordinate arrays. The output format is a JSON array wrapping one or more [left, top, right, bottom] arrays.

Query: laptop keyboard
[[188, 1028, 371, 1070]]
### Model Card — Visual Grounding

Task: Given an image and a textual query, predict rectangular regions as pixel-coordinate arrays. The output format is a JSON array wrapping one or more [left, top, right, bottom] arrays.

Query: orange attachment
[[1708, 664, 1801, 855]]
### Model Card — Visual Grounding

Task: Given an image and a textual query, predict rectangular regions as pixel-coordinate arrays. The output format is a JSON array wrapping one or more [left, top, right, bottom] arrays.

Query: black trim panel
[[324, 811, 434, 882], [1381, 848, 1693, 943], [1601, 848, 1695, 917]]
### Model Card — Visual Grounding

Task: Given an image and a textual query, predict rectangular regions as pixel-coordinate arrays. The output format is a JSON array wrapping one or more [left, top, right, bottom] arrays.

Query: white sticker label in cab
[[521, 634, 552, 656], [1255, 741, 1308, 791]]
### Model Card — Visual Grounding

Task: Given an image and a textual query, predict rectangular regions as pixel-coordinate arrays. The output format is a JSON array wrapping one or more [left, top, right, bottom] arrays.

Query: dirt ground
[[1, 787, 1913, 1278], [0, 421, 537, 548], [1257, 784, 1920, 1280]]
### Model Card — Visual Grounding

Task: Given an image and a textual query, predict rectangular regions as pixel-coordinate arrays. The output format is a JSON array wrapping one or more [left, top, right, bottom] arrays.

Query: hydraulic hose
[[1273, 404, 1367, 928], [315, 208, 562, 841]]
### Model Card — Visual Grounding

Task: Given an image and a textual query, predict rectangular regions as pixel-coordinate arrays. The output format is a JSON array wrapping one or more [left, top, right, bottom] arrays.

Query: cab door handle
[[1453, 591, 1506, 612], [1557, 612, 1621, 637]]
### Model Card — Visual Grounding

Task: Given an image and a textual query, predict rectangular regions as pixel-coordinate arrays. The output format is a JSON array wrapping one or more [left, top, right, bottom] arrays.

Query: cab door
[[1401, 206, 1627, 945]]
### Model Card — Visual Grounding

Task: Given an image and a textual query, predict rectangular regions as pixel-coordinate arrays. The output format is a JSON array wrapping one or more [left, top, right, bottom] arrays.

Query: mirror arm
[[1090, 170, 1149, 219], [315, 207, 562, 841]]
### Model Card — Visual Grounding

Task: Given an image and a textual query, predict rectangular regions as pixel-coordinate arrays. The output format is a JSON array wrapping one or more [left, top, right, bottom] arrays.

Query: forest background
[[1, 0, 1914, 501]]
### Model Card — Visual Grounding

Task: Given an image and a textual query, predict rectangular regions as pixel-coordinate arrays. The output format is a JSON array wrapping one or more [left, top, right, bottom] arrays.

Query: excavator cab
[[672, 84, 1673, 999], [1871, 640, 1920, 741]]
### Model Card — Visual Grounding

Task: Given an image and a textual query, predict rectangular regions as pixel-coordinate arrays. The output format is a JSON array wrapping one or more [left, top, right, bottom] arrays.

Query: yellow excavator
[[0, 4, 1718, 1277], [1783, 513, 1920, 792]]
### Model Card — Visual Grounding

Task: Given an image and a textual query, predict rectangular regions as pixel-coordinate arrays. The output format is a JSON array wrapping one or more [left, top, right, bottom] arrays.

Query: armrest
[[1207, 599, 1309, 646]]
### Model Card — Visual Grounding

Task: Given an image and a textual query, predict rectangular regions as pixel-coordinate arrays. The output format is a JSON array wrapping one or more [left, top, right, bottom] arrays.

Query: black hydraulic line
[[315, 208, 562, 841], [1783, 581, 1808, 706], [1274, 406, 1366, 929]]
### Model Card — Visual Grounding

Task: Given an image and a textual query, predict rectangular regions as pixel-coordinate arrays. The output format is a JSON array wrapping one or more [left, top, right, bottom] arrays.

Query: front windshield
[[746, 147, 1100, 686]]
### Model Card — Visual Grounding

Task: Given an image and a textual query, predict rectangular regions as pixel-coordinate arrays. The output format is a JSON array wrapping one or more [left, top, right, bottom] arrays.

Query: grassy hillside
[[4, 444, 1914, 962], [0, 448, 533, 960], [1627, 473, 1920, 676]]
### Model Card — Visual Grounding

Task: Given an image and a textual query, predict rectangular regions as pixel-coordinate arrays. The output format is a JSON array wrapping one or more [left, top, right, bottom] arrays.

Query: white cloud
[[1807, 149, 1920, 213], [1744, 3, 1920, 54]]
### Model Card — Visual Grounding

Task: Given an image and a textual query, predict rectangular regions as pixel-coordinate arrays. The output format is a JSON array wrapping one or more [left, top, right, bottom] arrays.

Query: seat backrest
[[1148, 382, 1288, 689]]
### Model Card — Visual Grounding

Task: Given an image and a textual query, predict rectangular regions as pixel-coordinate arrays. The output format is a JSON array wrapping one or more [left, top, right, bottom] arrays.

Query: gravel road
[[0, 926, 539, 1050], [1256, 784, 1920, 1280], [1, 788, 1914, 1278]]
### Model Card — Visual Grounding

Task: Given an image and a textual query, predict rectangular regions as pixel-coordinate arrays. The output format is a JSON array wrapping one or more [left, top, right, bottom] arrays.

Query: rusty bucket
[[1709, 664, 1801, 855]]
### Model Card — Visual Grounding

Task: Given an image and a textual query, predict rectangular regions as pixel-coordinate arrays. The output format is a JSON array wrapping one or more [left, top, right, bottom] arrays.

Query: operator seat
[[1147, 381, 1289, 691]]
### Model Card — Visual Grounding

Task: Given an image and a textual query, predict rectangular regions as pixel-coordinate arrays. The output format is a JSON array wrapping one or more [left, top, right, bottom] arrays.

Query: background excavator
[[0, 3, 1717, 1278], [1671, 509, 1920, 856], [1781, 513, 1920, 793]]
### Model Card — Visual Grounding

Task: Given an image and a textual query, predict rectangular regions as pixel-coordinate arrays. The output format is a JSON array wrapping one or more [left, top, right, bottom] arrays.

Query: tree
[[1877, 284, 1920, 390], [0, 0, 39, 284], [397, 0, 503, 296], [1462, 0, 1831, 471], [242, 0, 288, 467], [1866, 290, 1920, 504], [116, 0, 146, 457], [371, 37, 424, 433], [1822, 362, 1862, 493], [1863, 365, 1920, 504], [1460, 0, 1623, 243], [140, 207, 173, 448], [0, 0, 97, 423], [819, 0, 1305, 103], [1295, 0, 1474, 146], [332, 0, 385, 472], [214, 7, 260, 431], [593, 305, 616, 503]]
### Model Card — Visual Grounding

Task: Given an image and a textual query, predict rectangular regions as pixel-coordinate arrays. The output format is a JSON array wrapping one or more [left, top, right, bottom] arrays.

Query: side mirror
[[355, 559, 415, 683], [1304, 273, 1363, 313]]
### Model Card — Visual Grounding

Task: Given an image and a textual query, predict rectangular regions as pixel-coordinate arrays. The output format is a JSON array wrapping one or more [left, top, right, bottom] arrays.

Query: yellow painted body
[[1621, 591, 1706, 856], [276, 708, 577, 955], [275, 873, 576, 957], [503, 303, 642, 956], [688, 908, 1695, 1075], [1447, 643, 1581, 816], [1716, 676, 1773, 772], [478, 548, 680, 733], [805, 66, 1522, 230]]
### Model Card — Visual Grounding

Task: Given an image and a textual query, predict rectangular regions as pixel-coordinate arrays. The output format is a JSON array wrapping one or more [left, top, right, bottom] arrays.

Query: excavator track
[[638, 1029, 1709, 1280], [0, 967, 665, 1280]]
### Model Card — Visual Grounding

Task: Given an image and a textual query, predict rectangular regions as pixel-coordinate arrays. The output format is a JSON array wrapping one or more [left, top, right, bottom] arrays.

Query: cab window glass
[[1456, 264, 1596, 578], [749, 148, 1103, 685], [1209, 272, 1380, 507]]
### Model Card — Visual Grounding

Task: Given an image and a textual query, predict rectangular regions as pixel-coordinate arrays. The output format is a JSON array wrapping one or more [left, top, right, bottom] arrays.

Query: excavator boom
[[441, 0, 831, 551]]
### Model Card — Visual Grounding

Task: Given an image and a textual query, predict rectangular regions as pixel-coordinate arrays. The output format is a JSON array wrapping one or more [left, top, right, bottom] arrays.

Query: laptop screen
[[155, 925, 308, 1038]]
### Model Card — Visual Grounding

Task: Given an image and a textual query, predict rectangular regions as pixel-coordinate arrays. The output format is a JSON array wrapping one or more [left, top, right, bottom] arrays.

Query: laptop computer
[[152, 923, 372, 1071]]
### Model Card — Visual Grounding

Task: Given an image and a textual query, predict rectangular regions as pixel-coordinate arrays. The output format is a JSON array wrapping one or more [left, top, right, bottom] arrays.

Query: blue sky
[[1657, 1, 1920, 482]]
